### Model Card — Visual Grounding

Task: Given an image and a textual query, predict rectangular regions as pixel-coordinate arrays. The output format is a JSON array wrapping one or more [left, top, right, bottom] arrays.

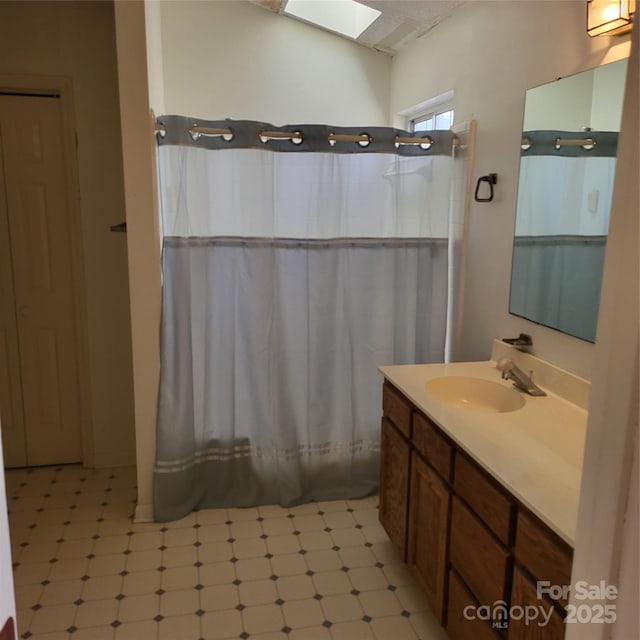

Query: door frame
[[0, 74, 94, 467]]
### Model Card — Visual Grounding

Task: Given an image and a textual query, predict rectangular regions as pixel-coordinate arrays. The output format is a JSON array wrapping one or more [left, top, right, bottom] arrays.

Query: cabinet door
[[407, 452, 450, 623], [509, 567, 565, 640], [447, 568, 501, 640], [379, 417, 410, 559]]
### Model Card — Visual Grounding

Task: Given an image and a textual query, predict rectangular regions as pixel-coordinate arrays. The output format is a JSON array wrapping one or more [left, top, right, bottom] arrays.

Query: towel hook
[[474, 173, 497, 202]]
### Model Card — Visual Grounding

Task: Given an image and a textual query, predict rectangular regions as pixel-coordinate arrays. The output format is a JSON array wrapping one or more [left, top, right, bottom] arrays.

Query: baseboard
[[92, 451, 137, 469], [134, 502, 154, 523]]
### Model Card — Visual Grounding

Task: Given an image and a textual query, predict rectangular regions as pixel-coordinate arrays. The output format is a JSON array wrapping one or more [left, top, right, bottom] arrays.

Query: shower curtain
[[153, 117, 457, 521]]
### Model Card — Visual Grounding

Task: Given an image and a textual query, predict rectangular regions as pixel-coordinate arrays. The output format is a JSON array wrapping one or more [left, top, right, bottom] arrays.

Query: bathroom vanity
[[378, 344, 587, 639]]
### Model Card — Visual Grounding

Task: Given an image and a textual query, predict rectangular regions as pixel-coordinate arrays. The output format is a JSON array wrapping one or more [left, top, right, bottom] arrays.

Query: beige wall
[[154, 0, 391, 124], [391, 0, 629, 379], [0, 1, 135, 465]]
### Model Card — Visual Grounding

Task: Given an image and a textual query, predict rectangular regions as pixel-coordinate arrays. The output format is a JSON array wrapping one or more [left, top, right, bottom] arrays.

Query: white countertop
[[378, 360, 587, 546]]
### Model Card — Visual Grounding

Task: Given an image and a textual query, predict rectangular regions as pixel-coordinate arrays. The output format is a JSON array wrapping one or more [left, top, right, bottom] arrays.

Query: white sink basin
[[425, 376, 525, 413]]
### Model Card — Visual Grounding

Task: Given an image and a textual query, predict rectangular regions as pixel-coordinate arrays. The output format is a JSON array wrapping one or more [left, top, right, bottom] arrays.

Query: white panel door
[[0, 94, 82, 466]]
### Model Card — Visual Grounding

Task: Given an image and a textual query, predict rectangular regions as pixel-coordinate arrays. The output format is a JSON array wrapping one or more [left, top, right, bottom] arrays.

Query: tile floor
[[5, 465, 447, 640]]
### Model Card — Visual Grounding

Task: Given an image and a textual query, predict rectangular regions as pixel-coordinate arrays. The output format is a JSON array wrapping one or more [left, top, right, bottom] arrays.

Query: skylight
[[284, 0, 382, 40]]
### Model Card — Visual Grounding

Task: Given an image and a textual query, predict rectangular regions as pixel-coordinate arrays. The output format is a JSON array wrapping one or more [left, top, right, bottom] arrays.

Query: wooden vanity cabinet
[[378, 382, 573, 640]]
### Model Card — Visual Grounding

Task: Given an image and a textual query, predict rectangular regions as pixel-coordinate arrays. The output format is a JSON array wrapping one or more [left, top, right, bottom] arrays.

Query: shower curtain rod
[[154, 123, 458, 147]]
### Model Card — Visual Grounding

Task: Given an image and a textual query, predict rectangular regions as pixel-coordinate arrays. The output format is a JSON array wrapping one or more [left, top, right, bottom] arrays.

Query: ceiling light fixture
[[587, 0, 636, 36], [284, 0, 382, 40]]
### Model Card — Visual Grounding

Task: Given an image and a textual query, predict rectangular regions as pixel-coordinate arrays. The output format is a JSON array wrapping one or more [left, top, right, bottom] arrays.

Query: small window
[[410, 107, 454, 133]]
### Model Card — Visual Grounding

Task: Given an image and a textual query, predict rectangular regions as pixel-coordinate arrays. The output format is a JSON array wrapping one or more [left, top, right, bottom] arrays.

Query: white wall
[[155, 0, 391, 125], [0, 1, 136, 466], [390, 0, 628, 379], [145, 0, 165, 116]]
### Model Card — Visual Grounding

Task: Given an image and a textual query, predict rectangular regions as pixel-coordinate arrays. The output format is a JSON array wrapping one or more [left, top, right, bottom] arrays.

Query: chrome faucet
[[496, 358, 546, 397]]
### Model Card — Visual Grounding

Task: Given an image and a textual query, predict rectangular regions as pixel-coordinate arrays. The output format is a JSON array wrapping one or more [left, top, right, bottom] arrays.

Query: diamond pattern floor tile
[[6, 464, 448, 639]]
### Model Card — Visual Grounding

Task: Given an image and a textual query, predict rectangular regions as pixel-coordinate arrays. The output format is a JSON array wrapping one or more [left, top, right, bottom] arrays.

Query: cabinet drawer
[[509, 566, 566, 640], [454, 454, 515, 545], [412, 412, 452, 482], [450, 497, 512, 607], [382, 383, 412, 439], [515, 511, 573, 608], [447, 569, 501, 640]]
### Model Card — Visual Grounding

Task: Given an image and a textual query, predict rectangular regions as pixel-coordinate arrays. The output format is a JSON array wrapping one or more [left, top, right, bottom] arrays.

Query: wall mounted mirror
[[509, 58, 627, 342]]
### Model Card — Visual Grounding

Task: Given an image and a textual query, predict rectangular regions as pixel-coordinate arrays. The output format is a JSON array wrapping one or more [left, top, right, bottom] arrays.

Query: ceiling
[[249, 0, 465, 55]]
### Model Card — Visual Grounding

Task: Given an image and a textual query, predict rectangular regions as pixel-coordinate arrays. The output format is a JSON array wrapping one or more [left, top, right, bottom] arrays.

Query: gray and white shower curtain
[[153, 118, 457, 521]]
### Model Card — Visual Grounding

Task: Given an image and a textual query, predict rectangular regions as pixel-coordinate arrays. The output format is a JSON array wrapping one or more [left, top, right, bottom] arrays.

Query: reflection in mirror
[[509, 59, 628, 342]]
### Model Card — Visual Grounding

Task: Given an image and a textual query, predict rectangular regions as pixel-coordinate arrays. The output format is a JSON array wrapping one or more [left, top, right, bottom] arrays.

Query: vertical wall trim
[[113, 0, 161, 520], [450, 118, 476, 363], [566, 18, 639, 640]]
